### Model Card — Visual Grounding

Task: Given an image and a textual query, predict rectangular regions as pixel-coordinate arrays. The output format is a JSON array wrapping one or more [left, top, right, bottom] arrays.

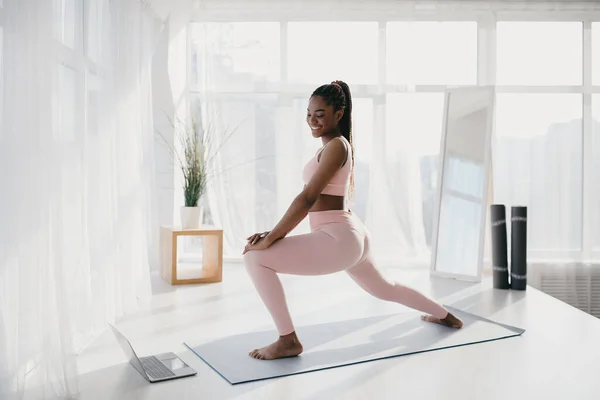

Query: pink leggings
[[243, 210, 449, 336]]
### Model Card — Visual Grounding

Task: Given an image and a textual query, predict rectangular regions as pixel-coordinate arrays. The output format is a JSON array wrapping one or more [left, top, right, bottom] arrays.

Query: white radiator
[[528, 264, 600, 319]]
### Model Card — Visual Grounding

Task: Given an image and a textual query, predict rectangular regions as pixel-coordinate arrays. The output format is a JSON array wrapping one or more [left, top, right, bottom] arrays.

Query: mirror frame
[[430, 86, 496, 282]]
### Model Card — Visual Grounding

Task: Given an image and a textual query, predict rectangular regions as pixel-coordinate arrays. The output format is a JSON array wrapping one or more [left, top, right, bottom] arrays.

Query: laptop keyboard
[[141, 357, 176, 379]]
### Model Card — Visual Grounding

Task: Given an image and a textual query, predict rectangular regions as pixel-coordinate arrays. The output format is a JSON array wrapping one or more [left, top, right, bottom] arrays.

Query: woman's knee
[[243, 249, 268, 271], [243, 250, 258, 268]]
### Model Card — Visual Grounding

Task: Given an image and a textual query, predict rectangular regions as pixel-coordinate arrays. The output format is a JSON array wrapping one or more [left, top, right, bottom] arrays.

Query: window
[[189, 22, 280, 89], [386, 93, 445, 246], [187, 14, 599, 262], [60, 0, 76, 49], [348, 98, 373, 222], [593, 95, 600, 250], [86, 0, 101, 63], [493, 94, 583, 251], [496, 22, 582, 85], [0, 27, 3, 140], [86, 72, 100, 136], [385, 93, 444, 156], [287, 22, 378, 84], [57, 65, 78, 141], [190, 94, 279, 232], [386, 22, 477, 85], [593, 23, 600, 86]]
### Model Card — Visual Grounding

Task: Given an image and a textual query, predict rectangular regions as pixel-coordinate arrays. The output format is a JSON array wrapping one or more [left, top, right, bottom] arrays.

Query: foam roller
[[490, 205, 510, 289], [510, 206, 527, 290]]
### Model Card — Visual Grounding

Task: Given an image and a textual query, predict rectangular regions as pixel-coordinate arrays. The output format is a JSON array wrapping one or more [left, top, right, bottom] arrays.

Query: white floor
[[76, 263, 600, 400]]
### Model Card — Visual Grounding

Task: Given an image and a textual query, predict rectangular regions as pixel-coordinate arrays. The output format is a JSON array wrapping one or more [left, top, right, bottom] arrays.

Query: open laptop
[[109, 323, 197, 383]]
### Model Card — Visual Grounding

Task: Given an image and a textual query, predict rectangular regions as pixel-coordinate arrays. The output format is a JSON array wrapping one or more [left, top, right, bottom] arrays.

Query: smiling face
[[306, 95, 343, 139]]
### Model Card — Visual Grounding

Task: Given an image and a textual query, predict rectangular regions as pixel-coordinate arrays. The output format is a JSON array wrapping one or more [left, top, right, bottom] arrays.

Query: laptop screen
[[108, 324, 148, 378]]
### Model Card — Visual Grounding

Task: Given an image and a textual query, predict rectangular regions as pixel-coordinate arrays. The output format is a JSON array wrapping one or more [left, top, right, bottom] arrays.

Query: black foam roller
[[490, 205, 510, 289], [510, 206, 527, 290]]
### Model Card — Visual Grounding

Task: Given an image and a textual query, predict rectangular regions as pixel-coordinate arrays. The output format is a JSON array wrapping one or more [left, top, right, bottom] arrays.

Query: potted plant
[[179, 116, 207, 229], [157, 107, 243, 229]]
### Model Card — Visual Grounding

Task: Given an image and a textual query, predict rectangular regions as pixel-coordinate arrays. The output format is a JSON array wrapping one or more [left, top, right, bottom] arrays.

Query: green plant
[[156, 108, 248, 208], [180, 119, 207, 207], [158, 113, 210, 208]]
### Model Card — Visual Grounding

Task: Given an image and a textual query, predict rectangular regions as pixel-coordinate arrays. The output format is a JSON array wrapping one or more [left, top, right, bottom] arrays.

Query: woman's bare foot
[[421, 311, 463, 328], [249, 331, 303, 360]]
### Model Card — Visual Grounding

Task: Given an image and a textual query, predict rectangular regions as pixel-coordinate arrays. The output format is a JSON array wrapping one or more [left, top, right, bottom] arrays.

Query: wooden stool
[[160, 225, 223, 285]]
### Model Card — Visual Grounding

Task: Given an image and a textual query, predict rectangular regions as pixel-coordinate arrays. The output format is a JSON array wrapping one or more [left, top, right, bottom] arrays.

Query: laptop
[[109, 323, 197, 383]]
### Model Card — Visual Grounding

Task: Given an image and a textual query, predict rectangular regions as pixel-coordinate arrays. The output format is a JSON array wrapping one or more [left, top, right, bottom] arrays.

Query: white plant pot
[[180, 206, 203, 229]]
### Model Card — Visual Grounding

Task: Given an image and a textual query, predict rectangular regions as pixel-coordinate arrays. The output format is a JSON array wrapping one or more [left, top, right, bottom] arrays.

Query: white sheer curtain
[[0, 0, 160, 398], [188, 20, 461, 264], [188, 1, 600, 264]]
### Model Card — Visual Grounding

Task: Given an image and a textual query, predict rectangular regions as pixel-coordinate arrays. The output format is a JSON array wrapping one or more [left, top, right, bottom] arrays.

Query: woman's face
[[306, 95, 343, 138]]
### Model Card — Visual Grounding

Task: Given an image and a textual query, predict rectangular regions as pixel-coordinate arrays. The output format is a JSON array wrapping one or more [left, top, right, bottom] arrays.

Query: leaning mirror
[[430, 87, 495, 282]]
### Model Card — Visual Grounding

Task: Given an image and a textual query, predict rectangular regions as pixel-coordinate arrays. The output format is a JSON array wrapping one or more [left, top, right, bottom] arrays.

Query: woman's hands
[[247, 231, 270, 246], [242, 231, 274, 255]]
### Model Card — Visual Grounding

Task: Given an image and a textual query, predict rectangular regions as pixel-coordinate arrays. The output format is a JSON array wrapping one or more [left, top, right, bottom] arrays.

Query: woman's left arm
[[263, 138, 348, 246]]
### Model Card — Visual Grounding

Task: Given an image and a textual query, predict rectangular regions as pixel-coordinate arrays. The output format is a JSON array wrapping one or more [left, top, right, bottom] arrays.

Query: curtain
[[189, 3, 600, 264], [189, 21, 455, 265], [0, 1, 160, 398]]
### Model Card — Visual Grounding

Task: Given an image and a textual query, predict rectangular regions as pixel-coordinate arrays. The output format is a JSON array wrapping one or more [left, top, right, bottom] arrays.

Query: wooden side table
[[160, 225, 223, 285]]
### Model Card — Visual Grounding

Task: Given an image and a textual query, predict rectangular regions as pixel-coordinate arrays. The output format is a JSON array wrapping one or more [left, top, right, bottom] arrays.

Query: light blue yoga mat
[[184, 306, 525, 385]]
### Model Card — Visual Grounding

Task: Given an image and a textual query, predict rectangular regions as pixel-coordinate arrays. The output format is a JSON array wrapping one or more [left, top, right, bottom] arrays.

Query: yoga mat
[[510, 206, 527, 290], [491, 204, 510, 289], [184, 306, 525, 385]]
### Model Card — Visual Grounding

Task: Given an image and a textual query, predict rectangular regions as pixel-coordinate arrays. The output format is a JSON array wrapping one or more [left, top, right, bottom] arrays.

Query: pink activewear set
[[243, 139, 448, 335]]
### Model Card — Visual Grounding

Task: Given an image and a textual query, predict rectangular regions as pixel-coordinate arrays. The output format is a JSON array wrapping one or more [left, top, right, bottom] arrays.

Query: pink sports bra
[[302, 138, 352, 196]]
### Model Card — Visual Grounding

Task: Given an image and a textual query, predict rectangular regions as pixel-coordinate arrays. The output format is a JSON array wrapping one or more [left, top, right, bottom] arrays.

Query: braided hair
[[311, 80, 354, 197]]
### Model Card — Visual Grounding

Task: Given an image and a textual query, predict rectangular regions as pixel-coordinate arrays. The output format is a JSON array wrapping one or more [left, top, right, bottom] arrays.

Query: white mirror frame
[[430, 86, 496, 282]]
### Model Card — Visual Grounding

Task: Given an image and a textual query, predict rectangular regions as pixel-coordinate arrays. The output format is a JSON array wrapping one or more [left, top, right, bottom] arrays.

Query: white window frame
[[187, 6, 600, 264], [54, 0, 110, 351], [56, 0, 114, 143], [493, 13, 599, 263], [55, 0, 86, 144], [0, 4, 5, 139]]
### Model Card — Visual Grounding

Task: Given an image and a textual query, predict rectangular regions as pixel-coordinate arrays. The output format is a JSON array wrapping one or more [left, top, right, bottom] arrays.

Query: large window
[[288, 22, 379, 84], [189, 22, 280, 89], [493, 20, 595, 259], [386, 22, 477, 85], [494, 94, 583, 251], [385, 93, 445, 246], [55, 0, 84, 144], [347, 98, 374, 222], [593, 23, 600, 86], [85, 0, 102, 63], [188, 13, 600, 262], [59, 0, 77, 48], [496, 22, 582, 85], [57, 65, 78, 141], [593, 95, 600, 250], [0, 25, 3, 141]]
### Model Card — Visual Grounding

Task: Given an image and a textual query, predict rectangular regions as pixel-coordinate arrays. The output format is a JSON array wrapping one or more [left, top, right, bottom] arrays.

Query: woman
[[242, 80, 462, 361]]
